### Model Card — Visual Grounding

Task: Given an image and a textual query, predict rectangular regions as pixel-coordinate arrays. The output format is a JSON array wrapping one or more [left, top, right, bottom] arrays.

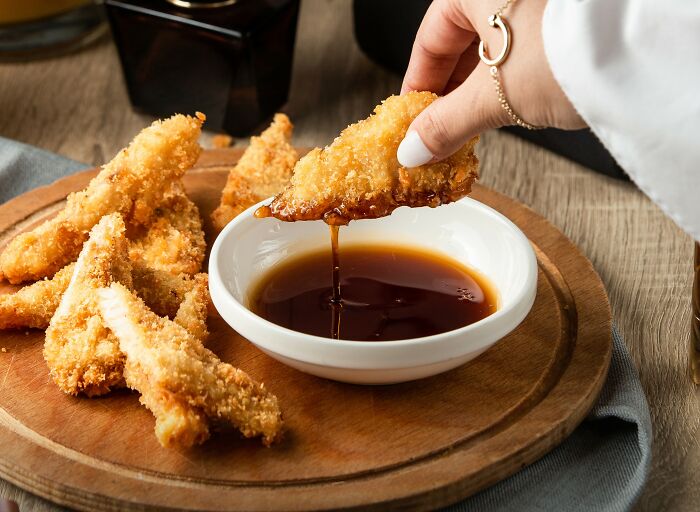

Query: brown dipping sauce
[[249, 242, 498, 341]]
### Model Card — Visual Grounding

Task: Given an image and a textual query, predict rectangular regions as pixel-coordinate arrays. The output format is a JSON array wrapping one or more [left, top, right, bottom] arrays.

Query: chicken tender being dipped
[[0, 113, 205, 284], [211, 113, 297, 231], [97, 281, 283, 447], [258, 92, 479, 225]]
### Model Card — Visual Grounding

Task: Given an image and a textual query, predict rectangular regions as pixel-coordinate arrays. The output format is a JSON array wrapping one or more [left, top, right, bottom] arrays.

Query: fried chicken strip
[[97, 282, 283, 447], [101, 276, 212, 448], [0, 262, 200, 331], [211, 114, 297, 231], [43, 212, 211, 397], [0, 263, 75, 330], [0, 178, 206, 330], [173, 273, 210, 342], [0, 113, 205, 284], [44, 214, 132, 397], [129, 181, 206, 276], [261, 92, 479, 224]]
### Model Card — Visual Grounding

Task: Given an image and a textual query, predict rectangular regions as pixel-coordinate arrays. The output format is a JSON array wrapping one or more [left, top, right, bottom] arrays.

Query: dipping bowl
[[209, 198, 537, 384]]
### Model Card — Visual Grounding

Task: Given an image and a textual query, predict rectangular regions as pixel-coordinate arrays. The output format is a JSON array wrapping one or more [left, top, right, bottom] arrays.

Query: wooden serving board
[[0, 149, 611, 511]]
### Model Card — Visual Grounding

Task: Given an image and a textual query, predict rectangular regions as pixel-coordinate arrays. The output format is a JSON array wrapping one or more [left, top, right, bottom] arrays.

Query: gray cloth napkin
[[0, 137, 653, 512], [447, 329, 652, 512], [0, 137, 86, 202]]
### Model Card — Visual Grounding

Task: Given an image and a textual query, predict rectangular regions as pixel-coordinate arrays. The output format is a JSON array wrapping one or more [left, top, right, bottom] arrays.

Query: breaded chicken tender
[[0, 263, 75, 330], [0, 262, 200, 331], [102, 280, 212, 449], [43, 213, 211, 397], [104, 277, 211, 448], [98, 282, 283, 447], [211, 114, 297, 231], [129, 181, 206, 276], [0, 113, 205, 284], [44, 214, 132, 397], [172, 273, 210, 342], [261, 92, 479, 224]]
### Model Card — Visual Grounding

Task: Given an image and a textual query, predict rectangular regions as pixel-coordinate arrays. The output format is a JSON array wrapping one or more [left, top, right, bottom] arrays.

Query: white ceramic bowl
[[209, 197, 537, 384]]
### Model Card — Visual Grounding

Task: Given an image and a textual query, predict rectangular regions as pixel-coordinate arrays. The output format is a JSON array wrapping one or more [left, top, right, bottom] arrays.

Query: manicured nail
[[397, 130, 433, 168]]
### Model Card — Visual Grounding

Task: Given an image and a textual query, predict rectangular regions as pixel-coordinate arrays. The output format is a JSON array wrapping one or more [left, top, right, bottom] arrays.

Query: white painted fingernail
[[397, 130, 433, 168]]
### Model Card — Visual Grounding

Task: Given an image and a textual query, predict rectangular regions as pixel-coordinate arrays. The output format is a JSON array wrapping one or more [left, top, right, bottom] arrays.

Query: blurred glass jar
[[105, 0, 300, 136], [0, 0, 106, 60]]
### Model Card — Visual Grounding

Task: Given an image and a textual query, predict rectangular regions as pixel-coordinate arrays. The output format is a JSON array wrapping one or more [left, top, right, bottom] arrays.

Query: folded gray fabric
[[0, 137, 652, 512], [0, 136, 87, 203], [446, 329, 652, 512]]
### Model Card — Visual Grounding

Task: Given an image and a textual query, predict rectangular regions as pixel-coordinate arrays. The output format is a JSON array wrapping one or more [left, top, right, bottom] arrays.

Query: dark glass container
[[105, 0, 299, 136]]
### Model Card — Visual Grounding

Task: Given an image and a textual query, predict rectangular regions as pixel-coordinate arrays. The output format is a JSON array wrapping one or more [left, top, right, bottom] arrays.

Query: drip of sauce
[[254, 205, 272, 219], [329, 225, 342, 339], [249, 242, 498, 341]]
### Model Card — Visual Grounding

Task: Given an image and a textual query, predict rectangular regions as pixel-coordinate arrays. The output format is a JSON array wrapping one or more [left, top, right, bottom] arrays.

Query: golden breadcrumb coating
[[130, 275, 212, 448], [97, 282, 283, 448], [44, 214, 132, 397], [0, 262, 198, 331], [129, 181, 206, 276], [0, 263, 75, 330], [211, 114, 297, 231], [173, 274, 210, 342], [0, 113, 205, 284], [263, 92, 479, 224], [130, 264, 196, 320], [42, 213, 211, 397]]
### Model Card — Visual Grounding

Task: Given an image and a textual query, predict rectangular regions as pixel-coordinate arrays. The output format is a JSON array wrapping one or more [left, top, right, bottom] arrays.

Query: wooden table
[[0, 1, 695, 511]]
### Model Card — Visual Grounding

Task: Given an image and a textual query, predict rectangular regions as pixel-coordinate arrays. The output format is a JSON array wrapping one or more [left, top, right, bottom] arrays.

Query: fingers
[[397, 65, 506, 167], [401, 0, 476, 95], [443, 42, 480, 94]]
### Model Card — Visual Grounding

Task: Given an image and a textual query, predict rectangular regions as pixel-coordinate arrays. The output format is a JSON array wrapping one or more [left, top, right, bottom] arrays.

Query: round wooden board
[[0, 149, 612, 511]]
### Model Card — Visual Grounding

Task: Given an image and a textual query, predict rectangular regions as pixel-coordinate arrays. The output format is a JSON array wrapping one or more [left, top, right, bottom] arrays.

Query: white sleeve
[[542, 0, 700, 241]]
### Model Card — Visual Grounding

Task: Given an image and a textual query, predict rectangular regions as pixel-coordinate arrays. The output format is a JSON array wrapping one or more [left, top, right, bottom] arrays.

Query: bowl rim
[[209, 197, 538, 351]]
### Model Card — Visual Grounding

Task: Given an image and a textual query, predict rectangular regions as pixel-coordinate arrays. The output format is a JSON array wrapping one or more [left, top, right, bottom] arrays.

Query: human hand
[[397, 0, 586, 167]]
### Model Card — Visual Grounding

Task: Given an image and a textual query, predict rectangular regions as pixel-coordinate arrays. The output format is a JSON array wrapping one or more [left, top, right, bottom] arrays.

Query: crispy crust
[[43, 214, 132, 397], [128, 181, 206, 276], [98, 282, 283, 448], [42, 213, 211, 397], [263, 92, 479, 225], [0, 263, 75, 330], [211, 114, 297, 231], [0, 262, 202, 332], [0, 113, 204, 284], [173, 273, 210, 343]]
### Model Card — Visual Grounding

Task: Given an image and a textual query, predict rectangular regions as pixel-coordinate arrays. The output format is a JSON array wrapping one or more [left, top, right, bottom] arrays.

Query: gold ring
[[478, 14, 512, 67]]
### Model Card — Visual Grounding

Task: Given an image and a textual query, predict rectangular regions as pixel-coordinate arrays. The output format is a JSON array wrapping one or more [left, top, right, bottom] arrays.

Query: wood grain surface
[[0, 152, 611, 511], [0, 1, 695, 511]]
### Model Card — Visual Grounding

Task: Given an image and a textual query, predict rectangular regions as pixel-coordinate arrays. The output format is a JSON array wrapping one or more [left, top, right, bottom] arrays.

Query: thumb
[[397, 67, 503, 167]]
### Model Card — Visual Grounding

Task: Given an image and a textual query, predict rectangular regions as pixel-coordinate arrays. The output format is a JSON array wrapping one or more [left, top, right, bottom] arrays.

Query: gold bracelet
[[478, 0, 543, 130]]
